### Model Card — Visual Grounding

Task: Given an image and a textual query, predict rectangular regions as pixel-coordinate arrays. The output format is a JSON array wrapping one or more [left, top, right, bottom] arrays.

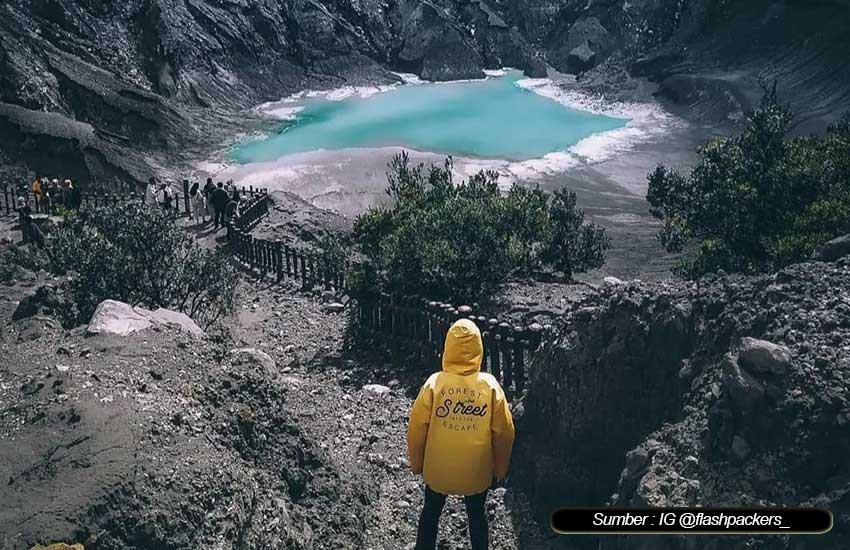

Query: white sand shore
[[196, 71, 714, 219]]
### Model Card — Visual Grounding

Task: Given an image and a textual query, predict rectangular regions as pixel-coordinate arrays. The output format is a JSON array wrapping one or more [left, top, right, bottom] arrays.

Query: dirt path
[[229, 278, 560, 549]]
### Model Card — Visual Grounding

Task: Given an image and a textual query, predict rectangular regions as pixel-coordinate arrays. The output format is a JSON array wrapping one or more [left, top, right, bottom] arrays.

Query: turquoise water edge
[[230, 74, 630, 164]]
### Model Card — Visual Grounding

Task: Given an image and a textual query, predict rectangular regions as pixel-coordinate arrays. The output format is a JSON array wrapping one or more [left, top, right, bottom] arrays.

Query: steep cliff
[[538, 0, 850, 128], [518, 255, 850, 549], [0, 0, 544, 185], [0, 0, 848, 185]]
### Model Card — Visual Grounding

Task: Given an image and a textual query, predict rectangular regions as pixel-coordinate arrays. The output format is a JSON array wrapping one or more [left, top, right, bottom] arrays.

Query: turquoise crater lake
[[230, 74, 630, 163]]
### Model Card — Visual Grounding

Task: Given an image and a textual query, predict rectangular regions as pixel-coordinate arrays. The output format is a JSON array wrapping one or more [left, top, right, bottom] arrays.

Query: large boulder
[[812, 234, 850, 262], [86, 300, 204, 337], [86, 300, 152, 336], [738, 337, 792, 376]]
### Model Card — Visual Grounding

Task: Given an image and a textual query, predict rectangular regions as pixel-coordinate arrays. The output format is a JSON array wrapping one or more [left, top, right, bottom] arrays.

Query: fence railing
[[355, 296, 545, 393], [229, 192, 349, 291], [227, 192, 547, 392], [0, 180, 266, 218]]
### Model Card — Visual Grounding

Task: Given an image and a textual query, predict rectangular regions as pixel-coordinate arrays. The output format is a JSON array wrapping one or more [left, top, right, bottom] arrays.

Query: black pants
[[415, 485, 488, 550], [214, 208, 225, 229]]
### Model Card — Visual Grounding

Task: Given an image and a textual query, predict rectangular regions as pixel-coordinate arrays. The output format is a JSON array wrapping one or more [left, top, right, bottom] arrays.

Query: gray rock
[[721, 353, 765, 410], [604, 276, 626, 286], [363, 384, 392, 396], [567, 41, 596, 74], [149, 308, 206, 337], [738, 337, 792, 375], [324, 302, 346, 314], [812, 234, 850, 261], [86, 300, 153, 337], [622, 446, 651, 479], [731, 435, 751, 461], [229, 348, 276, 372], [86, 300, 205, 337]]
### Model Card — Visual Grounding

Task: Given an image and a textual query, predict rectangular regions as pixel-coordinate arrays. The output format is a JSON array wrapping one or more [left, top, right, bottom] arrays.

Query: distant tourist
[[31, 178, 43, 211], [50, 179, 60, 211], [211, 182, 230, 230], [61, 179, 72, 207], [156, 183, 173, 211], [17, 196, 30, 243], [224, 189, 240, 239], [68, 181, 82, 210], [145, 177, 158, 207], [407, 319, 515, 550], [203, 178, 215, 223], [189, 181, 203, 223], [41, 178, 53, 214]]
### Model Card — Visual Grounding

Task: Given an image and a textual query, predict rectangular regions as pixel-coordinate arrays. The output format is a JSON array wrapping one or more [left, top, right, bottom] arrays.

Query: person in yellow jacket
[[407, 318, 515, 550], [31, 178, 43, 211]]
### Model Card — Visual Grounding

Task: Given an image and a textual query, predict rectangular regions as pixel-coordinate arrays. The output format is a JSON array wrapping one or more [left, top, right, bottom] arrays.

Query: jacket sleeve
[[407, 378, 434, 475], [491, 383, 515, 480]]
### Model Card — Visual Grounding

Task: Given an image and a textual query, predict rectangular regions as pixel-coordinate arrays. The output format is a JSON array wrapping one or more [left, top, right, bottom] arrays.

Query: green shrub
[[318, 232, 351, 280], [647, 90, 850, 278], [352, 153, 611, 302], [49, 202, 237, 328]]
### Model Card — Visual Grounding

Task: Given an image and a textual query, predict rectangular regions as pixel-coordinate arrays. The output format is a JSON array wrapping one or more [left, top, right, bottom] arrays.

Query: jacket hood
[[442, 319, 483, 375]]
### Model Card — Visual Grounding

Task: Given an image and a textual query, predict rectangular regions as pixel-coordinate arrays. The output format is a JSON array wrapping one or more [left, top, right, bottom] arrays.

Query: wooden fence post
[[489, 319, 501, 382], [285, 246, 292, 276], [513, 325, 525, 393], [183, 179, 190, 216], [275, 242, 283, 282], [499, 322, 512, 390]]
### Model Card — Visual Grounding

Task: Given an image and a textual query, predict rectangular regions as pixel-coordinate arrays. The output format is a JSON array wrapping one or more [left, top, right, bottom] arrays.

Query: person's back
[[69, 185, 81, 209], [212, 184, 230, 229], [224, 197, 238, 221], [407, 318, 515, 550], [213, 186, 229, 209]]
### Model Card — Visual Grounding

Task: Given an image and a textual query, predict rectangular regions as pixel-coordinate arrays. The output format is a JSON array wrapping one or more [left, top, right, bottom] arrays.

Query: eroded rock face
[[0, 0, 547, 183], [519, 257, 850, 549]]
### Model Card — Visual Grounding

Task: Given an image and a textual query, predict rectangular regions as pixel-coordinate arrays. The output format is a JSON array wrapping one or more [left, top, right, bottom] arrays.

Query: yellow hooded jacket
[[407, 318, 515, 496]]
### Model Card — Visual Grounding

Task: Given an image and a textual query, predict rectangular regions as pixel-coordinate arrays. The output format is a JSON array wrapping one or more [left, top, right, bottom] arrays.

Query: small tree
[[352, 152, 611, 303], [49, 202, 237, 328], [545, 188, 611, 276], [647, 90, 850, 277]]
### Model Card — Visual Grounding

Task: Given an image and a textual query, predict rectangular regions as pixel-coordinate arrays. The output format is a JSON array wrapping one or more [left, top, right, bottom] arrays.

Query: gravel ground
[[229, 279, 562, 549]]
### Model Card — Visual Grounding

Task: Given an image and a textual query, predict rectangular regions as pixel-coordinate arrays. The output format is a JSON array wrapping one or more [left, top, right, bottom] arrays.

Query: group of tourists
[[144, 177, 241, 233], [30, 177, 82, 213]]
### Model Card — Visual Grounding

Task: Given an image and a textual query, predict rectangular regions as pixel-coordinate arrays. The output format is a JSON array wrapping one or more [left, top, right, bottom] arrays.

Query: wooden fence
[[0, 180, 266, 218], [227, 192, 547, 392], [355, 296, 545, 393], [229, 192, 349, 291]]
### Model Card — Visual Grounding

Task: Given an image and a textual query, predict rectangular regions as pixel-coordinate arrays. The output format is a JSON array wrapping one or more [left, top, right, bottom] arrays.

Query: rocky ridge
[[520, 255, 850, 549], [2, 0, 849, 184]]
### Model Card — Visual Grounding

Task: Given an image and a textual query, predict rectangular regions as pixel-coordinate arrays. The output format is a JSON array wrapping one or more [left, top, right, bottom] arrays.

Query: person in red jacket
[[407, 318, 515, 550]]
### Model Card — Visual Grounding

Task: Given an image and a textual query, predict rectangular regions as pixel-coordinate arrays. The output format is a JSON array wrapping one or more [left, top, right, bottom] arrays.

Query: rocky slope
[[518, 256, 850, 549], [0, 214, 557, 550], [0, 0, 544, 185], [0, 288, 376, 550], [541, 0, 850, 128], [1, 0, 849, 185]]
